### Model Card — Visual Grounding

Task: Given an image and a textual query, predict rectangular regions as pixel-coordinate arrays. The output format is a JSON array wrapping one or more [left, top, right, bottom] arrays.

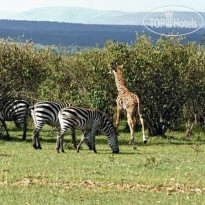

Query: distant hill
[[3, 7, 146, 25], [0, 20, 204, 48], [0, 11, 17, 19], [2, 7, 205, 26]]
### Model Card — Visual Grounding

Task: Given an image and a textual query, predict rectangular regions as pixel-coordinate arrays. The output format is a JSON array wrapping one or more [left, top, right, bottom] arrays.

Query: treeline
[[0, 20, 204, 47], [0, 35, 205, 136]]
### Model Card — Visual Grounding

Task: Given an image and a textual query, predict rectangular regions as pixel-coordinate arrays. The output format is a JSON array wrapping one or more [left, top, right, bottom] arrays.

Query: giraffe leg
[[139, 114, 147, 143], [116, 106, 123, 129], [127, 112, 136, 145], [136, 100, 147, 144]]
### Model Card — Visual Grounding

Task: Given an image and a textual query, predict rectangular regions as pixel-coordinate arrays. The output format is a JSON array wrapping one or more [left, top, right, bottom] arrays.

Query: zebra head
[[108, 127, 119, 154], [83, 128, 119, 154]]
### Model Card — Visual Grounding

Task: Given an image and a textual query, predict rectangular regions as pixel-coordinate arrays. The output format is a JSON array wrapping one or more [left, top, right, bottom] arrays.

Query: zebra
[[0, 99, 29, 140], [30, 101, 75, 150], [56, 106, 119, 154]]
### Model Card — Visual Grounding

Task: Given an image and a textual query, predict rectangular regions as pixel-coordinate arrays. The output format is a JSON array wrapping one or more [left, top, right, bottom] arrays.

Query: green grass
[[0, 122, 205, 205]]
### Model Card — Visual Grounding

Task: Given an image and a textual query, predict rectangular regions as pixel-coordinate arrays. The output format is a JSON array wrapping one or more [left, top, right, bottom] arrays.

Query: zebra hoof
[[33, 145, 38, 150], [56, 149, 60, 153], [22, 136, 26, 140], [38, 146, 42, 149], [6, 136, 11, 141], [143, 140, 147, 144]]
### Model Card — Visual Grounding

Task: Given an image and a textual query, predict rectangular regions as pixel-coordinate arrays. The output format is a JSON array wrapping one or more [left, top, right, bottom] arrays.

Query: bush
[[0, 36, 205, 136], [0, 40, 57, 101]]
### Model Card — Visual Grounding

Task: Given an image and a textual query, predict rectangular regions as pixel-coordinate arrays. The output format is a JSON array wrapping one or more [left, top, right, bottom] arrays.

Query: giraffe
[[110, 62, 147, 144]]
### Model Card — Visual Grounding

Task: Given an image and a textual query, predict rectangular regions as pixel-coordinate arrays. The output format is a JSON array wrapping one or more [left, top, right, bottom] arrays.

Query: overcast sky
[[0, 0, 205, 12]]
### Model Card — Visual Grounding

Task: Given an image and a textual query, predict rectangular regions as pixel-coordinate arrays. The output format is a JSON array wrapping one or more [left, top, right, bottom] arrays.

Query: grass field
[[0, 122, 205, 205]]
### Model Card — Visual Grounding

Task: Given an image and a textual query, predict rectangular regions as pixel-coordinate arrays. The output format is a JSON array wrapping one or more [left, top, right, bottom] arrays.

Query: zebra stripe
[[0, 99, 29, 139], [57, 107, 119, 153], [31, 101, 74, 149]]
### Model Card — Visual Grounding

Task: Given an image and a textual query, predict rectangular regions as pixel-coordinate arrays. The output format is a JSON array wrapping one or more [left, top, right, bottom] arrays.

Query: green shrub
[[0, 36, 205, 136]]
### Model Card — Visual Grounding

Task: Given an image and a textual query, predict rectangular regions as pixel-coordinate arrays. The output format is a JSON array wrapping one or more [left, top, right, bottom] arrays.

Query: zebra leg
[[84, 136, 92, 150], [83, 130, 92, 150], [90, 129, 97, 153], [56, 133, 61, 153], [14, 120, 21, 128], [22, 109, 28, 140], [32, 129, 38, 149], [56, 131, 65, 153], [32, 128, 42, 149], [70, 128, 77, 148], [92, 135, 97, 153], [77, 133, 86, 153], [37, 132, 42, 149], [1, 120, 10, 139], [22, 119, 27, 140]]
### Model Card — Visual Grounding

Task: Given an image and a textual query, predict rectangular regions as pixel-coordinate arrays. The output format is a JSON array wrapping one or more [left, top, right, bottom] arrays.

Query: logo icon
[[165, 10, 174, 28], [143, 6, 204, 36]]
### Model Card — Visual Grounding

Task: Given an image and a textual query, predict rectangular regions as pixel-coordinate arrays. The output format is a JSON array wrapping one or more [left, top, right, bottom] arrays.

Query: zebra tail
[[27, 105, 34, 117]]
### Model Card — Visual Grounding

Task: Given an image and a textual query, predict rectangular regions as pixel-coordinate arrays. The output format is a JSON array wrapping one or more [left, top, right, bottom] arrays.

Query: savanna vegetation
[[1, 35, 205, 135], [0, 123, 205, 204], [0, 35, 205, 204]]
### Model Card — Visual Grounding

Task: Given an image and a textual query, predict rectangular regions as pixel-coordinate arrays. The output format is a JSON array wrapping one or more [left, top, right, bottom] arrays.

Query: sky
[[0, 0, 205, 13]]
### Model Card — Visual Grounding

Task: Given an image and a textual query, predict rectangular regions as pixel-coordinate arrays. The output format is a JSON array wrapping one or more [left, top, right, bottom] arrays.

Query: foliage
[[0, 40, 57, 101], [104, 36, 205, 135], [0, 36, 205, 135]]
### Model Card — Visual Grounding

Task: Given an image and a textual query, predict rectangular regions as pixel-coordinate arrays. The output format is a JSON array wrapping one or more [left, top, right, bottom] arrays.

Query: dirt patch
[[1, 178, 204, 194]]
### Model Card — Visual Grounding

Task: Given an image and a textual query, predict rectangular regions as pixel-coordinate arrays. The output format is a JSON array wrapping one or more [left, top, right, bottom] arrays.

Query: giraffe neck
[[113, 69, 128, 92]]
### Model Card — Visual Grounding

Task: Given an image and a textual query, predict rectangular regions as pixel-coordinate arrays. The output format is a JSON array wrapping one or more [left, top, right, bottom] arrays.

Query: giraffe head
[[110, 61, 123, 71], [109, 62, 123, 73]]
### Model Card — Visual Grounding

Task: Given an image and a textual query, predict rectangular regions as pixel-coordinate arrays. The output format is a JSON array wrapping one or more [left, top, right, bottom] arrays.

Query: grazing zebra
[[30, 101, 74, 150], [56, 106, 119, 154], [0, 99, 29, 140]]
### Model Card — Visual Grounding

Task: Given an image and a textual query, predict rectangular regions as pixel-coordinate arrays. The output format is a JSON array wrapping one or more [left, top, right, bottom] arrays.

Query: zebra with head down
[[0, 99, 29, 140], [57, 106, 119, 154]]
